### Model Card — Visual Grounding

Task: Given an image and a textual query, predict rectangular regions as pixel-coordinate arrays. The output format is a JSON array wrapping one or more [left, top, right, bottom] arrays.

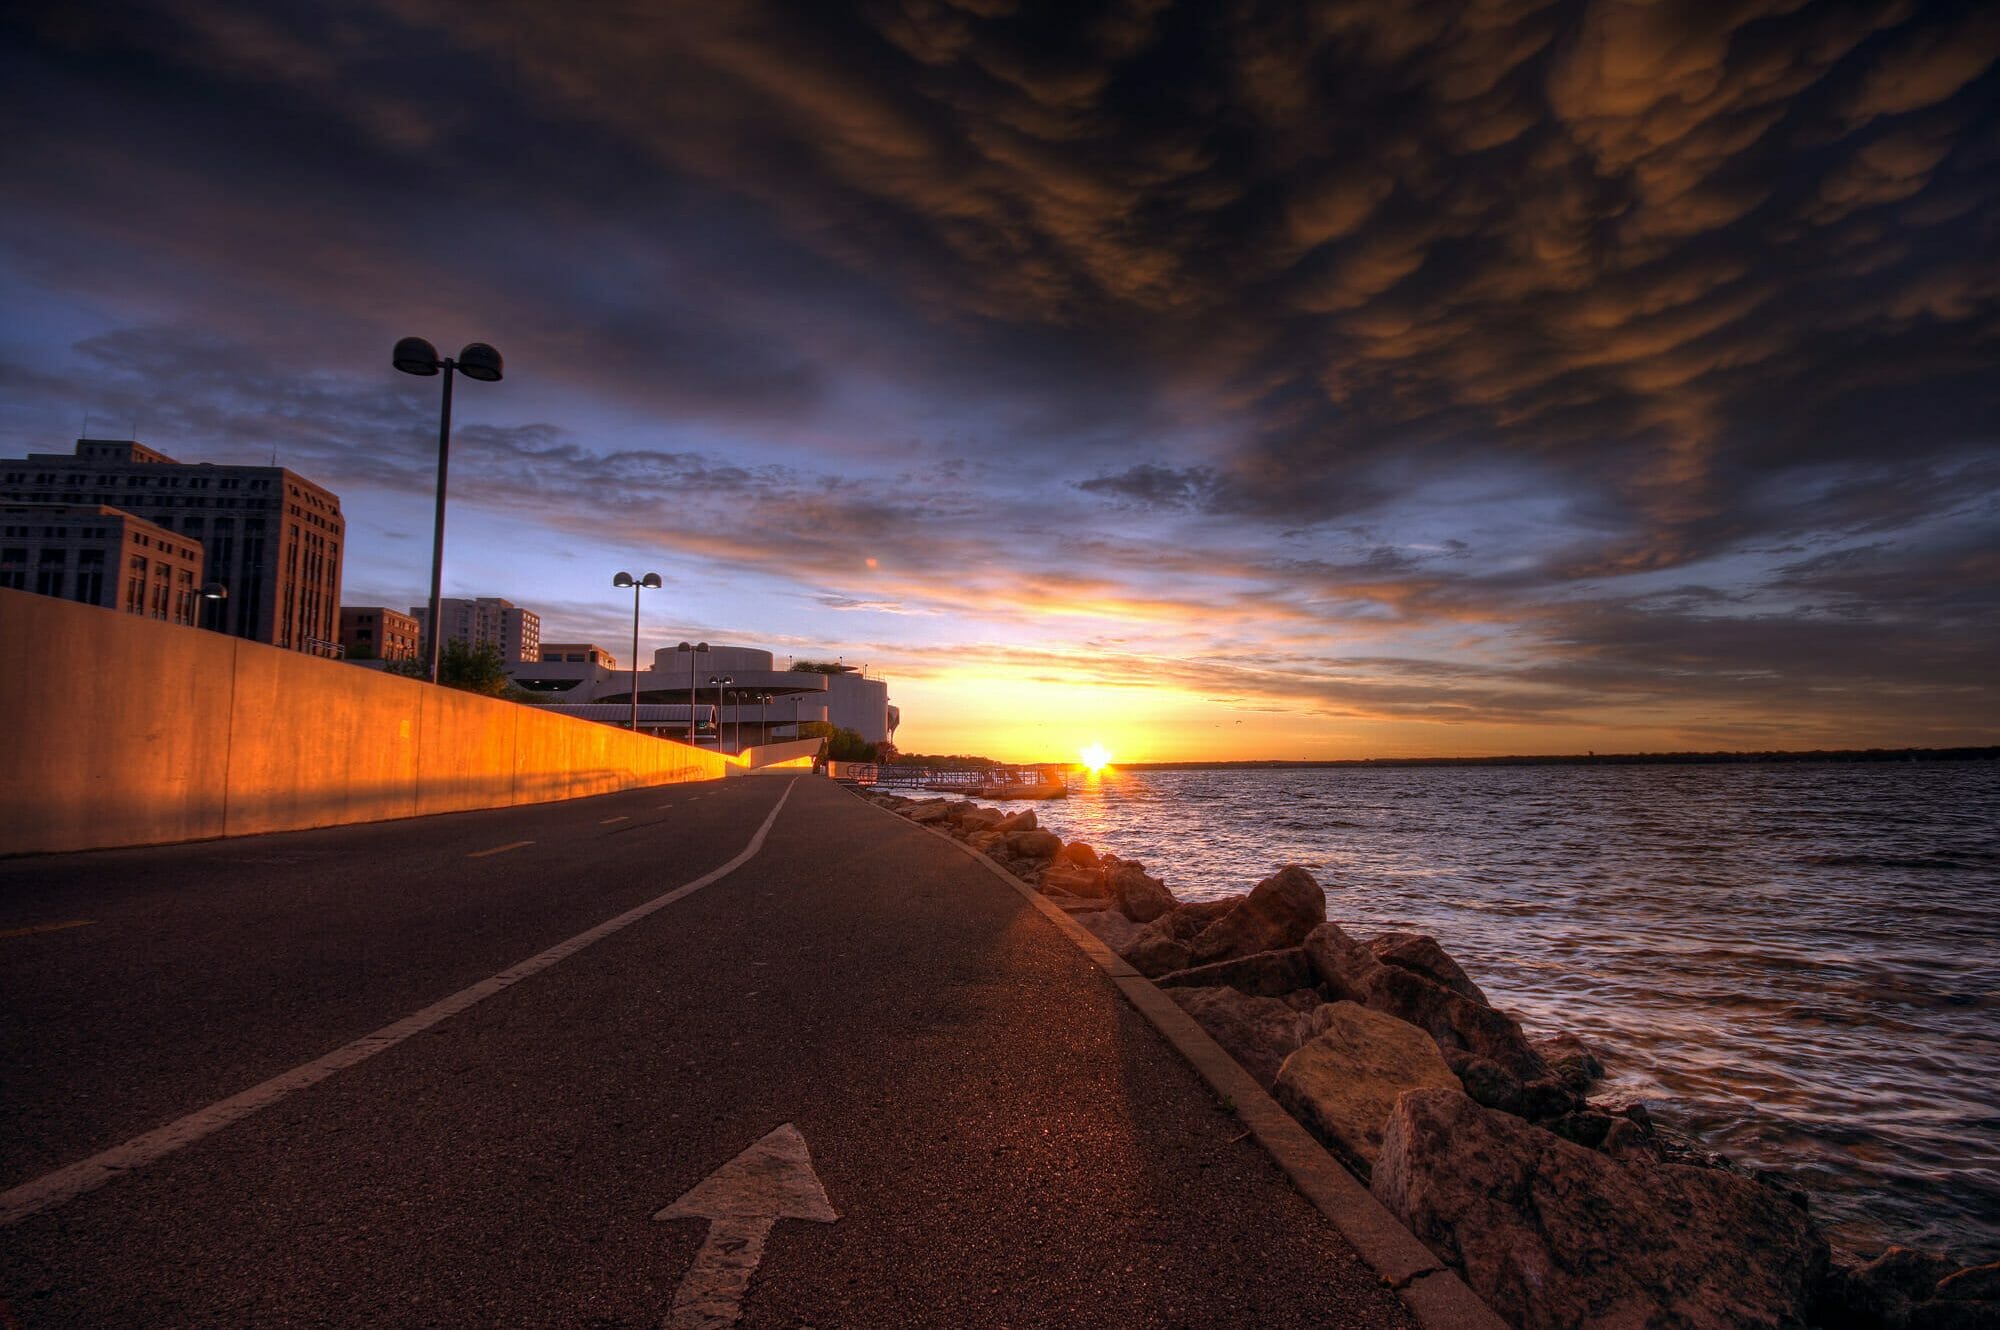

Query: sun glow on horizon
[[1080, 742, 1113, 772]]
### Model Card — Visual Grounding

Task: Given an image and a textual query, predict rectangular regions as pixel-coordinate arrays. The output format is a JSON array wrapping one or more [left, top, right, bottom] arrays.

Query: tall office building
[[0, 503, 206, 625], [340, 606, 422, 662], [411, 596, 541, 663], [0, 439, 345, 653]]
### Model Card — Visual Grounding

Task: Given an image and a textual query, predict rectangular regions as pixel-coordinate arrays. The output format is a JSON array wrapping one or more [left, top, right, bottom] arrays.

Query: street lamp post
[[199, 581, 228, 632], [708, 675, 733, 751], [612, 571, 663, 731], [392, 337, 504, 684], [677, 642, 708, 744]]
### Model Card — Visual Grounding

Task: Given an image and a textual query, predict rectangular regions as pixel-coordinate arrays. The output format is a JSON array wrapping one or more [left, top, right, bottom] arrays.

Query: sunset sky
[[3, 1, 1995, 762]]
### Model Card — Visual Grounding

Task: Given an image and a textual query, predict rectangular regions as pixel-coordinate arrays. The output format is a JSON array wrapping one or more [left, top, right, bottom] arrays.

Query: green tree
[[388, 643, 543, 702], [429, 640, 512, 695], [800, 720, 877, 761], [382, 642, 513, 694]]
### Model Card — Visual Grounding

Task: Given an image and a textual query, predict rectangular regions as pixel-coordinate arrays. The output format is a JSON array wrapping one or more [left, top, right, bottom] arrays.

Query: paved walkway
[[1, 776, 1417, 1327]]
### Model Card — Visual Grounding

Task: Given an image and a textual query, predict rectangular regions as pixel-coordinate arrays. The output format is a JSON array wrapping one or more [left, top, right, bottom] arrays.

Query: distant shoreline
[[1108, 746, 1999, 771]]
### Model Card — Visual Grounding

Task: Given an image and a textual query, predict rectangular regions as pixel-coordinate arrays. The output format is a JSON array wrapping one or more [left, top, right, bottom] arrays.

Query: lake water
[[1023, 761, 2000, 1264]]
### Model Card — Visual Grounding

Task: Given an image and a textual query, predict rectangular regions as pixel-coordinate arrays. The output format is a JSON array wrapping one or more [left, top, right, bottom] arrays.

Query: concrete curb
[[846, 789, 1510, 1330]]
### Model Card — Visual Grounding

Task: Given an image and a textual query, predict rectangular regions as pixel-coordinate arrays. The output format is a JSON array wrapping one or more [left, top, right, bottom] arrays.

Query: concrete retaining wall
[[0, 589, 734, 855], [734, 738, 819, 773]]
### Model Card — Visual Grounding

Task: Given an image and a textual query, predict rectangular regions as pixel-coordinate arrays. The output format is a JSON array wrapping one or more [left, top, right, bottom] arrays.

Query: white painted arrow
[[654, 1123, 838, 1330]]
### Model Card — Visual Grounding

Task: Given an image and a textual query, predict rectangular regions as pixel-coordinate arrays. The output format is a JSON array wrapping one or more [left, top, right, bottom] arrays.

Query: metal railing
[[871, 765, 1068, 795]]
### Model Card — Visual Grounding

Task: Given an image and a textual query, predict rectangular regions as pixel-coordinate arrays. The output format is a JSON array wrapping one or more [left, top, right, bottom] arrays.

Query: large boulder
[[1179, 896, 1246, 927], [1121, 916, 1191, 977], [1117, 897, 1247, 978], [1062, 841, 1102, 868], [1443, 1051, 1578, 1120], [1109, 861, 1177, 923], [1533, 1033, 1607, 1095], [1301, 921, 1384, 999], [1273, 1002, 1461, 1180], [992, 809, 1038, 834], [1187, 866, 1327, 966], [1167, 986, 1314, 1088], [1075, 909, 1142, 953], [1040, 861, 1111, 899], [996, 828, 1062, 862], [952, 804, 1004, 832], [1369, 932, 1490, 1005], [1374, 1088, 1829, 1330], [1304, 922, 1558, 1112], [1367, 963, 1549, 1083], [1155, 947, 1317, 999]]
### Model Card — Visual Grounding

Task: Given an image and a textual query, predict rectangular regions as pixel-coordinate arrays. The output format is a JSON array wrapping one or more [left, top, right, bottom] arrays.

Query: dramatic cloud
[[1, 0, 1994, 756]]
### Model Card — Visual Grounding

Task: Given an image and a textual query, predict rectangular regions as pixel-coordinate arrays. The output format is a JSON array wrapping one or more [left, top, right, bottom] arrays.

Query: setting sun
[[1080, 742, 1113, 772]]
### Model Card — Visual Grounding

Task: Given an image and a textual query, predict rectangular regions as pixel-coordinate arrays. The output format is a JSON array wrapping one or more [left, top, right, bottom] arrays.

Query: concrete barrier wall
[[0, 589, 734, 855], [735, 738, 819, 773]]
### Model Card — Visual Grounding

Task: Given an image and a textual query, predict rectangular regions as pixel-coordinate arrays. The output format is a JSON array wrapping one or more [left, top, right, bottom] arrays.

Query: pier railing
[[869, 765, 1070, 797]]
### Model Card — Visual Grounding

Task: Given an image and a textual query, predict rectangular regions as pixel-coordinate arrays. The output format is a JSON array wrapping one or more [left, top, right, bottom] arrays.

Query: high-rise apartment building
[[0, 503, 206, 625], [340, 606, 422, 662], [411, 596, 541, 662], [0, 439, 345, 653]]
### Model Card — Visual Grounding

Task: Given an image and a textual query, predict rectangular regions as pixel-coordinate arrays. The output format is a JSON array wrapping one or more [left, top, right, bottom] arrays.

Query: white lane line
[[600, 816, 629, 825], [468, 840, 535, 858], [0, 779, 799, 1229]]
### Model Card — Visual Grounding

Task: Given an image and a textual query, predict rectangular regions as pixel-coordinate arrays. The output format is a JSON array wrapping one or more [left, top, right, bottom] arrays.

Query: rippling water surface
[[1022, 761, 2000, 1262]]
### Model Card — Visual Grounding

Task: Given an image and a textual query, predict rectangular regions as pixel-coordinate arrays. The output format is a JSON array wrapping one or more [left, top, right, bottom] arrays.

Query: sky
[[2, 0, 1995, 763]]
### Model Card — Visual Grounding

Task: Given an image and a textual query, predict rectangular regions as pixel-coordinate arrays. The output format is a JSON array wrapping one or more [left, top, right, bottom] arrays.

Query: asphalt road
[[0, 776, 1416, 1328]]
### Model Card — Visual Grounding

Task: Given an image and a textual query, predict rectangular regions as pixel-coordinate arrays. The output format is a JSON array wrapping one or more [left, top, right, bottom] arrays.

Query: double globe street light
[[613, 572, 663, 732], [707, 675, 733, 752], [393, 337, 504, 684], [740, 691, 774, 753], [676, 642, 709, 746]]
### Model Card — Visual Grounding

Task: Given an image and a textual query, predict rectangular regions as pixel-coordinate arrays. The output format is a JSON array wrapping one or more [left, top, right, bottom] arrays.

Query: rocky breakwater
[[862, 790, 1997, 1330]]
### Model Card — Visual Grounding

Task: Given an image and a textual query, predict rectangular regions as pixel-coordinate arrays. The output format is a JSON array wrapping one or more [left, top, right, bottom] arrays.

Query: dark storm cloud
[[361, 0, 1996, 559], [2, 0, 1996, 744], [1075, 463, 1218, 509]]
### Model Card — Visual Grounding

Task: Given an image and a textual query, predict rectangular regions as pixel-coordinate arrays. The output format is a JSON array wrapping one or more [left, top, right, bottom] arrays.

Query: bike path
[[2, 776, 1415, 1327]]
